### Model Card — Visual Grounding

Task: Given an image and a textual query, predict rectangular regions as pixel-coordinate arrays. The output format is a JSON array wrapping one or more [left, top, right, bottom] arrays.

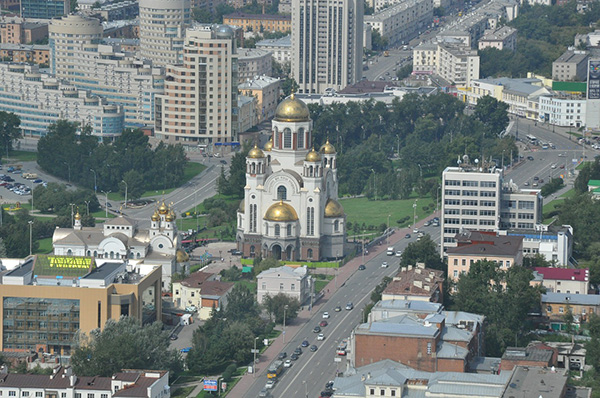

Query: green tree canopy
[[0, 111, 21, 162], [400, 235, 445, 271]]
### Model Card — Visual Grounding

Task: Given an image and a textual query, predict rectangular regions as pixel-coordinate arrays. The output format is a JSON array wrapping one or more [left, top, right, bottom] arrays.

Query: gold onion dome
[[74, 211, 81, 220], [305, 148, 322, 162], [151, 211, 160, 221], [274, 93, 310, 122], [248, 145, 265, 159], [238, 200, 245, 213], [264, 200, 299, 222], [263, 138, 273, 152], [166, 210, 175, 222], [158, 201, 168, 214], [320, 139, 336, 154], [176, 249, 190, 263], [324, 198, 345, 218]]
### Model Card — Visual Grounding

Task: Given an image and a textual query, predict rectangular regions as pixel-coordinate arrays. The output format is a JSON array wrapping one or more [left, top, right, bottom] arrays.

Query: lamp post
[[387, 214, 391, 245], [90, 169, 97, 193], [396, 134, 400, 157], [362, 232, 365, 266], [371, 169, 376, 198], [417, 163, 423, 178], [283, 304, 289, 343], [253, 336, 259, 378], [28, 220, 33, 255], [413, 200, 418, 228], [101, 190, 111, 218], [436, 186, 441, 213], [121, 180, 128, 209], [30, 181, 34, 213], [84, 200, 90, 216], [69, 203, 75, 227], [63, 162, 71, 184]]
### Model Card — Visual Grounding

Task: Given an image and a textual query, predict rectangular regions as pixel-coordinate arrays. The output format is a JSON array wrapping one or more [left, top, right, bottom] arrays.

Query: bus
[[336, 340, 348, 356], [267, 360, 284, 379], [525, 135, 538, 145], [383, 51, 390, 57]]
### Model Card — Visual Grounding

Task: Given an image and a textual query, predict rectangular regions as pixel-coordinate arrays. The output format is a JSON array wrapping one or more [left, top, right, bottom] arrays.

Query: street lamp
[[396, 134, 400, 157], [90, 169, 97, 193], [69, 203, 75, 227], [253, 336, 259, 378], [101, 190, 111, 218], [283, 304, 289, 343], [412, 200, 418, 228], [387, 214, 391, 245], [121, 180, 128, 209], [84, 200, 90, 216], [417, 163, 423, 178], [28, 220, 33, 255], [63, 162, 71, 184]]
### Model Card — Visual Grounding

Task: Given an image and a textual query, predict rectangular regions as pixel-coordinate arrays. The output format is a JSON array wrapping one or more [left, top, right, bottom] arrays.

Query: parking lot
[[0, 160, 69, 205]]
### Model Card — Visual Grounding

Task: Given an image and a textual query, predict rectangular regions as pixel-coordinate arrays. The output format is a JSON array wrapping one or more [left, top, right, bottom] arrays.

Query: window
[[453, 270, 458, 278], [262, 283, 266, 290], [36, 393, 42, 397], [21, 393, 28, 397], [61, 394, 67, 398], [334, 220, 339, 232], [283, 128, 292, 148], [370, 389, 375, 396], [291, 283, 295, 291], [274, 225, 280, 236], [101, 395, 108, 398], [277, 185, 287, 200], [559, 307, 564, 313], [427, 342, 432, 354], [88, 394, 95, 398], [9, 393, 15, 397], [391, 391, 396, 397], [380, 390, 385, 396], [280, 283, 284, 290], [453, 259, 458, 266], [307, 248, 313, 259], [75, 395, 81, 398]]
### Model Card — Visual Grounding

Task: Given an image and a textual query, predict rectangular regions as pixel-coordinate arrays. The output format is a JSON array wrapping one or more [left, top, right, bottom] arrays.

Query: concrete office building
[[223, 12, 291, 33], [0, 255, 162, 354], [155, 25, 238, 145], [539, 94, 586, 128], [552, 49, 589, 82], [364, 0, 433, 47], [437, 42, 480, 86], [237, 48, 272, 81], [255, 34, 291, 64], [440, 157, 542, 254], [478, 26, 517, 51], [291, 0, 363, 94], [49, 15, 164, 127], [139, 0, 190, 67], [20, 0, 69, 19], [0, 63, 124, 140], [239, 75, 281, 122], [505, 224, 574, 266]]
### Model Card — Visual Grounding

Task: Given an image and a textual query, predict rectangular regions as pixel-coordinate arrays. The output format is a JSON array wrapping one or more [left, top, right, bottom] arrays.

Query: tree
[[371, 29, 388, 51], [225, 284, 260, 321], [281, 78, 299, 97], [0, 111, 21, 162], [473, 96, 509, 136], [121, 170, 145, 200], [71, 317, 182, 377], [262, 293, 300, 323], [400, 235, 445, 270]]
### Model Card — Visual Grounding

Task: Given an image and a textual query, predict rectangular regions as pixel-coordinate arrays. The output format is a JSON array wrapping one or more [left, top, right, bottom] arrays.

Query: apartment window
[[462, 180, 478, 187], [101, 394, 108, 398], [75, 395, 81, 398], [9, 393, 15, 397], [35, 394, 42, 398], [21, 393, 28, 397], [391, 391, 396, 397], [453, 259, 458, 266], [480, 181, 496, 188], [61, 394, 67, 398], [559, 307, 564, 313], [427, 342, 432, 354], [291, 283, 295, 291], [262, 283, 266, 290], [280, 283, 284, 290], [462, 259, 466, 266], [453, 270, 458, 278]]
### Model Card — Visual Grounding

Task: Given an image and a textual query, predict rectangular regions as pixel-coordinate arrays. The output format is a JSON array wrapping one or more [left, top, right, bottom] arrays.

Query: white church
[[236, 94, 346, 261]]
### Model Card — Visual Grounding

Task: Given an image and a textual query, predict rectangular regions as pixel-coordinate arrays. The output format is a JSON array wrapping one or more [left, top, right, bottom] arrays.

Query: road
[[243, 228, 441, 398]]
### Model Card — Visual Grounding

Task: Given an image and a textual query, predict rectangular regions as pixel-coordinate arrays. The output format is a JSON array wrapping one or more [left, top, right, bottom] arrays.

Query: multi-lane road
[[243, 228, 441, 398]]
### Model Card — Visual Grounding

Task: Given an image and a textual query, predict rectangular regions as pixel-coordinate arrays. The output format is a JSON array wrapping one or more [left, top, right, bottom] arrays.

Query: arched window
[[306, 207, 315, 235], [129, 252, 134, 259], [277, 185, 287, 200], [250, 245, 256, 256], [273, 128, 279, 147], [287, 224, 292, 236], [137, 252, 141, 259], [283, 128, 292, 149], [93, 251, 98, 257], [307, 248, 313, 259], [67, 249, 72, 256], [110, 251, 115, 259], [86, 250, 91, 256], [297, 128, 305, 149], [334, 220, 339, 232], [274, 224, 281, 236]]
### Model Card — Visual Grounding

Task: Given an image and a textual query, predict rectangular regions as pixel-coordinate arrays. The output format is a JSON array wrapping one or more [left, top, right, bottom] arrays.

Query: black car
[[527, 156, 535, 161], [310, 345, 318, 352], [320, 390, 333, 397], [325, 382, 334, 390], [405, 233, 411, 239], [301, 340, 309, 347], [170, 334, 178, 341], [220, 160, 227, 164], [294, 347, 303, 355], [278, 352, 287, 360], [290, 353, 299, 361], [313, 326, 321, 333], [358, 264, 366, 270]]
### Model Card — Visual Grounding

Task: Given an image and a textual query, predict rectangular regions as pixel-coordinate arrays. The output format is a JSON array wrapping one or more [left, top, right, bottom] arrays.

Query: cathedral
[[236, 94, 346, 261]]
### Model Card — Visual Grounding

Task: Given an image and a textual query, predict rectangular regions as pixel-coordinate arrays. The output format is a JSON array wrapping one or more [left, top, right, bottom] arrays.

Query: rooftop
[[237, 48, 272, 59], [239, 75, 280, 89], [542, 292, 600, 306], [223, 12, 290, 21], [534, 267, 589, 282], [555, 49, 589, 64], [179, 271, 214, 288], [502, 366, 568, 398], [255, 34, 291, 48], [383, 264, 444, 298], [502, 346, 554, 364], [448, 231, 523, 257]]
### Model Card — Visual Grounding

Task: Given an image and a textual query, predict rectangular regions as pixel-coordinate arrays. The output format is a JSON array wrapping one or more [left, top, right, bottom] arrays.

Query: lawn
[[341, 195, 436, 230], [35, 237, 53, 254], [542, 189, 574, 224], [235, 280, 257, 293], [90, 209, 116, 219], [171, 386, 195, 398], [314, 278, 332, 293], [5, 150, 37, 162]]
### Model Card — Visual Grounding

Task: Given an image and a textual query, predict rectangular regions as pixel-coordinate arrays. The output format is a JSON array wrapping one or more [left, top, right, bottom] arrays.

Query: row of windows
[[445, 199, 496, 207], [445, 190, 496, 197], [453, 258, 511, 267]]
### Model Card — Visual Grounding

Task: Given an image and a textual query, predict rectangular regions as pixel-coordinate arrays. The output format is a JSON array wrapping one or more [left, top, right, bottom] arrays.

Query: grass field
[[5, 150, 37, 162], [35, 237, 53, 254], [542, 188, 574, 224], [341, 195, 436, 229]]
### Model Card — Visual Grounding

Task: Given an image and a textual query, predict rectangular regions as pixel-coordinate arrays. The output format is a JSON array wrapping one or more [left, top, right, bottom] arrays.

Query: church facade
[[236, 94, 346, 261]]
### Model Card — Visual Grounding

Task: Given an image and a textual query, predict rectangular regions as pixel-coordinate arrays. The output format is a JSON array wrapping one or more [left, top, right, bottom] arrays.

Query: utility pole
[[101, 191, 111, 218], [28, 220, 33, 255], [252, 337, 259, 378], [69, 203, 75, 227], [283, 305, 289, 343], [122, 180, 128, 209]]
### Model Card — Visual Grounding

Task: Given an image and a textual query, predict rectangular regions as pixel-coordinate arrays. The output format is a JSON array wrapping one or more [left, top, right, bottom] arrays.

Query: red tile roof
[[534, 267, 589, 282]]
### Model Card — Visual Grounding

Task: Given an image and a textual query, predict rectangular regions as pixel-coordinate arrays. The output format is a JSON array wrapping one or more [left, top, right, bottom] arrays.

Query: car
[[185, 305, 197, 312], [346, 302, 354, 310], [524, 182, 530, 186], [220, 160, 227, 164], [320, 390, 333, 398], [527, 156, 535, 161], [358, 264, 366, 270], [290, 353, 299, 361], [265, 380, 276, 389], [381, 261, 388, 268], [334, 306, 342, 312], [284, 359, 292, 368], [405, 233, 411, 239], [278, 352, 287, 360], [106, 202, 112, 207], [533, 176, 539, 181], [560, 165, 565, 169], [317, 333, 325, 341], [325, 381, 334, 390], [539, 179, 544, 183], [258, 389, 271, 398], [319, 320, 328, 327], [302, 339, 310, 347], [33, 179, 43, 183], [170, 334, 178, 341], [423, 221, 431, 227], [395, 250, 402, 257], [12, 170, 21, 174], [180, 347, 192, 353], [310, 345, 318, 352], [294, 346, 303, 355], [551, 164, 557, 169], [533, 182, 539, 187], [413, 228, 419, 233], [322, 312, 330, 319], [558, 153, 566, 157], [313, 325, 322, 333]]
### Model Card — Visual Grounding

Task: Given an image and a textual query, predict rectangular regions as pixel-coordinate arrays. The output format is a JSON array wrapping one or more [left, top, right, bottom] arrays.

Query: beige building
[[223, 12, 291, 33], [237, 48, 272, 82], [256, 265, 311, 304], [382, 263, 444, 303], [238, 75, 281, 122], [0, 19, 47, 44], [255, 35, 291, 64], [0, 44, 49, 65], [238, 95, 257, 132], [155, 25, 238, 145], [552, 49, 589, 82], [292, 0, 363, 94], [542, 292, 600, 324], [447, 231, 523, 281], [412, 42, 438, 74], [172, 271, 233, 320], [533, 267, 589, 295], [478, 26, 517, 51], [138, 0, 190, 67], [0, 256, 162, 354], [412, 41, 480, 85], [364, 0, 433, 47]]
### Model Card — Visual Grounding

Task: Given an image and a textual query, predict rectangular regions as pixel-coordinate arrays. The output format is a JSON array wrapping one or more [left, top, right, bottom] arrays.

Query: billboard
[[203, 379, 218, 391], [587, 60, 600, 100]]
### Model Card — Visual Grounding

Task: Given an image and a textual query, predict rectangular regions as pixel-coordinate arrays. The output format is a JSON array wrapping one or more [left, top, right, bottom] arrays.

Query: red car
[[319, 320, 328, 327]]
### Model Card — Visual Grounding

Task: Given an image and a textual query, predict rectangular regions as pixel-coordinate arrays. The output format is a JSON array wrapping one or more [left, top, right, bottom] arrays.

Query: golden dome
[[264, 200, 299, 222], [305, 148, 322, 162], [151, 211, 160, 221], [248, 145, 265, 159], [274, 93, 310, 122], [74, 211, 81, 220], [324, 198, 345, 218], [320, 139, 336, 154], [176, 249, 190, 263], [238, 200, 245, 213], [264, 138, 273, 152], [166, 210, 175, 222], [158, 201, 168, 215]]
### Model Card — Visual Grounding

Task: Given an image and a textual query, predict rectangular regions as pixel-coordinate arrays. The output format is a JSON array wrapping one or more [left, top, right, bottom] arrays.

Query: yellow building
[[172, 271, 233, 320], [223, 12, 291, 33], [0, 255, 162, 355]]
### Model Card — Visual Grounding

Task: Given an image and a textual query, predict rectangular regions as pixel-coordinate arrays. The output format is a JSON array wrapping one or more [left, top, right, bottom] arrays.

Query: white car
[[317, 333, 325, 341], [284, 359, 292, 368], [381, 261, 388, 268], [395, 250, 402, 257], [413, 228, 419, 233], [265, 380, 276, 389], [322, 312, 330, 319], [185, 305, 197, 313], [551, 164, 557, 169]]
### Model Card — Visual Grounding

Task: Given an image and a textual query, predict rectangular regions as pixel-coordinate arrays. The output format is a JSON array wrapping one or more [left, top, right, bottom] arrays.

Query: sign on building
[[587, 60, 600, 100]]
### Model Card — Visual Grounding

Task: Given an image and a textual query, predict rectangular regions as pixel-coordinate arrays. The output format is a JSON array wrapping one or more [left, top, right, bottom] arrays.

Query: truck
[[23, 173, 38, 180], [387, 247, 395, 256], [267, 360, 284, 379]]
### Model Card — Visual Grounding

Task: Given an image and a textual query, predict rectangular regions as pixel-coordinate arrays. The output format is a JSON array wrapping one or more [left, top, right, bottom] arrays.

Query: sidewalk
[[226, 216, 435, 398]]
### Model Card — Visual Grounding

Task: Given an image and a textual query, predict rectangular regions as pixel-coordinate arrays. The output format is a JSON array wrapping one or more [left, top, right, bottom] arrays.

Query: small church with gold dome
[[236, 94, 346, 261], [52, 201, 187, 290]]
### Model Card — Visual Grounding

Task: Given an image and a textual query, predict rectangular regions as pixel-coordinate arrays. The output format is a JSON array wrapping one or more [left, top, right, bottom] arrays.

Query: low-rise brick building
[[382, 263, 444, 303]]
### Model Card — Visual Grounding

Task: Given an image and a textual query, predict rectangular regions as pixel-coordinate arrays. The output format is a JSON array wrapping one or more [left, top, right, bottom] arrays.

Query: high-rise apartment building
[[154, 25, 238, 145], [20, 0, 69, 19], [440, 157, 542, 254], [139, 0, 190, 67], [49, 15, 164, 127], [291, 0, 363, 94]]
